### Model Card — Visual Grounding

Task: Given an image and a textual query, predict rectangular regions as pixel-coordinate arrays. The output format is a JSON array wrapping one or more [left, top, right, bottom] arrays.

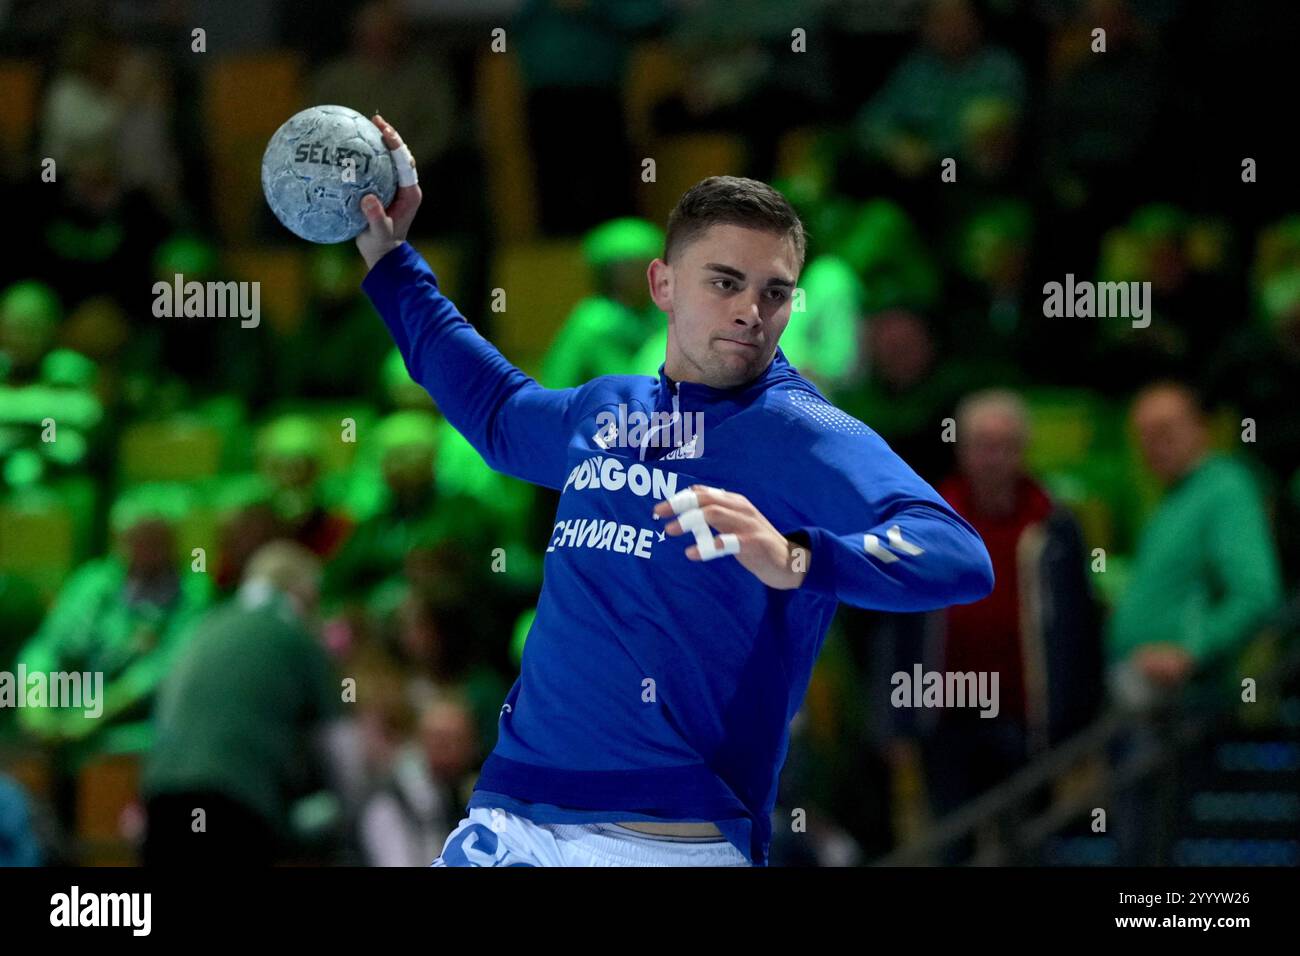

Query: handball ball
[[261, 105, 397, 244]]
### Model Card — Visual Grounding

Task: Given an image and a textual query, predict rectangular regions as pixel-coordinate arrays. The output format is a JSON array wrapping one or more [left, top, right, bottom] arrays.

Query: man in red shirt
[[897, 389, 1102, 860]]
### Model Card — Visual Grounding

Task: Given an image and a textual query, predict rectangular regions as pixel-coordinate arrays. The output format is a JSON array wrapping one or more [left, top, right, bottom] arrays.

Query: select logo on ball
[[261, 105, 396, 244], [292, 142, 374, 177]]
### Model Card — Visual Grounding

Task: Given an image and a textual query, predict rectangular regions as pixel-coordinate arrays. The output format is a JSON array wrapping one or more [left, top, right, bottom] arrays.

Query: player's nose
[[733, 295, 762, 325]]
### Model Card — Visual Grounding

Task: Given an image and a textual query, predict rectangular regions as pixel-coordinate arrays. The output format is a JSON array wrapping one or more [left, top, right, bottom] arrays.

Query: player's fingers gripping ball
[[389, 136, 418, 187], [262, 104, 415, 243], [656, 486, 741, 561]]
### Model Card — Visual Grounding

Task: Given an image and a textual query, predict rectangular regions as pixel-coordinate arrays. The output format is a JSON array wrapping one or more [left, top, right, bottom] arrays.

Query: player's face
[[649, 224, 799, 389]]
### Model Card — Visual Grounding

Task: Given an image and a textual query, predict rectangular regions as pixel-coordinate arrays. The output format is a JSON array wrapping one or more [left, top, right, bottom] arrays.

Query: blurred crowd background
[[0, 0, 1298, 867]]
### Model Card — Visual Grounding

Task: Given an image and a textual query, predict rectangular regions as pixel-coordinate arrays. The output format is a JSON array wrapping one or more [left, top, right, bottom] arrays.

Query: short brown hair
[[663, 176, 807, 271]]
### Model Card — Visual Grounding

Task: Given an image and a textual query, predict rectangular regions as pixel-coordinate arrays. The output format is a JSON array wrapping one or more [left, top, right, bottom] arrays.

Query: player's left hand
[[356, 114, 421, 271], [653, 485, 809, 590]]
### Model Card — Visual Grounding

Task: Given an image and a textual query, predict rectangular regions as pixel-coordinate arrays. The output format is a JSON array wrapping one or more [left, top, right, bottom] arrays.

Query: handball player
[[355, 115, 994, 867]]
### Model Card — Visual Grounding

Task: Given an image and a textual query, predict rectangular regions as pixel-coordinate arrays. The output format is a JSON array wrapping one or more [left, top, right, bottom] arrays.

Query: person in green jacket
[[15, 482, 213, 761], [323, 410, 499, 604], [142, 540, 343, 865], [541, 217, 665, 388], [1108, 381, 1283, 700]]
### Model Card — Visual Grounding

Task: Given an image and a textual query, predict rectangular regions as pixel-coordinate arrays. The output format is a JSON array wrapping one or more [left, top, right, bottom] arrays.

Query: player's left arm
[[654, 415, 994, 610]]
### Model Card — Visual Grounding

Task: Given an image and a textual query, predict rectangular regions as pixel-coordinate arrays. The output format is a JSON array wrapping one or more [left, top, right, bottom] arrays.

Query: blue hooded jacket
[[363, 243, 994, 864]]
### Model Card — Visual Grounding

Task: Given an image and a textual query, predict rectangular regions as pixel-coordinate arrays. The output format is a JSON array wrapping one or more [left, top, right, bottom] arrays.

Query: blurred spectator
[[1095, 205, 1239, 392], [382, 589, 509, 760], [210, 475, 285, 596], [0, 280, 61, 388], [21, 35, 175, 309], [777, 255, 863, 391], [14, 482, 213, 829], [874, 390, 1101, 861], [941, 390, 1101, 745], [0, 281, 106, 496], [14, 483, 212, 752], [323, 411, 497, 603], [235, 245, 394, 410], [147, 234, 235, 404], [256, 415, 354, 561], [653, 0, 833, 178], [816, 199, 942, 316], [514, 0, 669, 233], [1109, 382, 1282, 701], [834, 309, 980, 484], [854, 0, 1026, 191], [944, 201, 1038, 359], [1201, 248, 1300, 584], [542, 217, 664, 388], [1132, 207, 1236, 359], [59, 295, 132, 412], [142, 540, 342, 865], [312, 1, 459, 186], [1040, 0, 1175, 254], [1106, 382, 1283, 865], [301, 246, 393, 403], [1202, 223, 1300, 487], [957, 94, 1022, 191], [39, 31, 182, 215], [379, 347, 536, 559], [359, 698, 479, 866]]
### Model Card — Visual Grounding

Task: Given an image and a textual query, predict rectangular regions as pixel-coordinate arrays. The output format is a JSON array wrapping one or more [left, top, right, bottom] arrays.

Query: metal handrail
[[873, 595, 1300, 866]]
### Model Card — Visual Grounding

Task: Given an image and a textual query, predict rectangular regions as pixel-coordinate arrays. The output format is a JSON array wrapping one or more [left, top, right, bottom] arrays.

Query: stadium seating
[[0, 59, 40, 163], [489, 240, 591, 371], [409, 240, 465, 303], [1, 749, 52, 805], [118, 418, 225, 484], [624, 43, 688, 149], [225, 247, 307, 331], [474, 50, 538, 243], [203, 53, 307, 242], [76, 753, 141, 866], [636, 133, 748, 226], [0, 492, 76, 600]]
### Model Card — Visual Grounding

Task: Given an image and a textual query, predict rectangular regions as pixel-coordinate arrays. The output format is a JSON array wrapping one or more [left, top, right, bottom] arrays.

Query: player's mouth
[[716, 337, 760, 350]]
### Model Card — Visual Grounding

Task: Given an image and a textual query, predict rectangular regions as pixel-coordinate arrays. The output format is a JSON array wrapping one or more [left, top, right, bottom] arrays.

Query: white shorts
[[431, 807, 751, 867]]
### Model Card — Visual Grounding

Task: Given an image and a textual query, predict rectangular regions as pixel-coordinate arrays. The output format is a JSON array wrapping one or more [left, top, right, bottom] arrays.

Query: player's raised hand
[[356, 113, 422, 270], [653, 485, 810, 590]]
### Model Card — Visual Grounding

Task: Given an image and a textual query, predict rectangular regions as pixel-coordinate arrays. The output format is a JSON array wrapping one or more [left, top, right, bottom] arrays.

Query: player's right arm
[[356, 116, 583, 490]]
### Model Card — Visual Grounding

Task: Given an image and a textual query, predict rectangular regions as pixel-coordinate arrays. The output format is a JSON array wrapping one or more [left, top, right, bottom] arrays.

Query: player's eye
[[711, 278, 736, 292], [767, 288, 789, 302]]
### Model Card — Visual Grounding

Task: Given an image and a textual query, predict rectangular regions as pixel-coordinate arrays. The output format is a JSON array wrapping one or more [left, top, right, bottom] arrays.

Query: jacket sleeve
[[780, 402, 994, 612], [1187, 464, 1284, 663], [361, 242, 586, 490]]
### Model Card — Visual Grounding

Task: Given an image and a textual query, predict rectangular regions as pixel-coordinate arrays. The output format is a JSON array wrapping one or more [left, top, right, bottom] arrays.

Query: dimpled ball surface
[[261, 105, 397, 243]]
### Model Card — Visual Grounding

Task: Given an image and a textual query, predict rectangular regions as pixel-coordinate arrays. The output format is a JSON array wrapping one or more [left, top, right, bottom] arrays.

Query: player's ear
[[647, 258, 673, 311]]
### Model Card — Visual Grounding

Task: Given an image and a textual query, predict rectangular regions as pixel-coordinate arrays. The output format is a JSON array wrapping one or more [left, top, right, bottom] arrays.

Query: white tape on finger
[[391, 144, 418, 187], [677, 507, 708, 533], [667, 489, 700, 515], [714, 534, 741, 558], [676, 508, 741, 561]]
